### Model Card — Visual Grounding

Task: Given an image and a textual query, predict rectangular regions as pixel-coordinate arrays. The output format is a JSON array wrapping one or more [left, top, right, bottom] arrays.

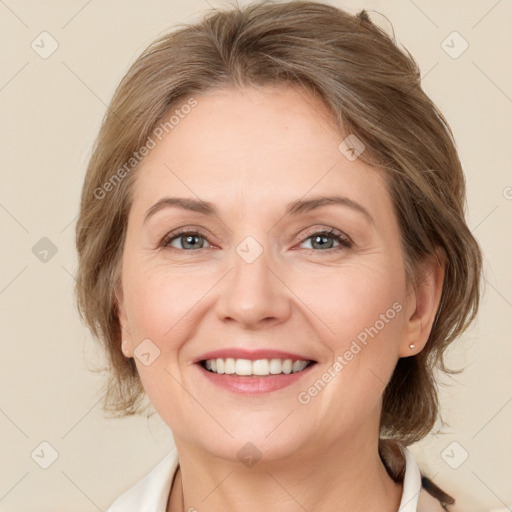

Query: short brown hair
[[75, 0, 483, 446]]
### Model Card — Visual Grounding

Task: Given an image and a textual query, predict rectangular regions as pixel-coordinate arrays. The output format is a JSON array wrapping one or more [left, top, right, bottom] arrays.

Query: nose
[[215, 237, 292, 329]]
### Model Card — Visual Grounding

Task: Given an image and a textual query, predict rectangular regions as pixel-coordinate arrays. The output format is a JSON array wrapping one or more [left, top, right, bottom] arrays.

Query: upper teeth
[[204, 358, 310, 376]]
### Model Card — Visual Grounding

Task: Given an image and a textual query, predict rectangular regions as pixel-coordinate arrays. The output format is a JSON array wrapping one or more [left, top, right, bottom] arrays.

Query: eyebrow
[[144, 195, 374, 225]]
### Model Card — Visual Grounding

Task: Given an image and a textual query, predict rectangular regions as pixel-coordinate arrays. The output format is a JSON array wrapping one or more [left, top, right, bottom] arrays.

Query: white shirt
[[106, 445, 442, 512]]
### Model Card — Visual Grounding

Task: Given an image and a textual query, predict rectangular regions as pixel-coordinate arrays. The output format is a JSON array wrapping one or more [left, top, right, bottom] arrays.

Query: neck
[[167, 433, 403, 512]]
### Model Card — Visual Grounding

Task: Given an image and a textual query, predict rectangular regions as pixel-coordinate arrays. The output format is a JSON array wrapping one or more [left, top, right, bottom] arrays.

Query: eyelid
[[159, 225, 353, 251], [298, 225, 353, 246], [159, 226, 214, 249]]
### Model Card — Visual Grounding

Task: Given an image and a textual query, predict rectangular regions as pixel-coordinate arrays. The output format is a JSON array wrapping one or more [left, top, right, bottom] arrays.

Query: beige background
[[1, 0, 511, 510]]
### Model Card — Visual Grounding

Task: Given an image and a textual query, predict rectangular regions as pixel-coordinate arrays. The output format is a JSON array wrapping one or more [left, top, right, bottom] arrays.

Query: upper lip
[[194, 348, 316, 364]]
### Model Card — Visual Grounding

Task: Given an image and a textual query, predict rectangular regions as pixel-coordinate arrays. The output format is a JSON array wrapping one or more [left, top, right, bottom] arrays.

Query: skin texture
[[116, 84, 445, 512]]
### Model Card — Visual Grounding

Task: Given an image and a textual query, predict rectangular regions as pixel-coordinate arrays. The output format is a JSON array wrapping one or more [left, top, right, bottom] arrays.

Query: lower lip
[[196, 363, 316, 394]]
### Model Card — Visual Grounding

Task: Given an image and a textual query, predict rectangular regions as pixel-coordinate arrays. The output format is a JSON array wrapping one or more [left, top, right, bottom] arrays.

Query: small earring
[[409, 343, 416, 350], [122, 340, 129, 355]]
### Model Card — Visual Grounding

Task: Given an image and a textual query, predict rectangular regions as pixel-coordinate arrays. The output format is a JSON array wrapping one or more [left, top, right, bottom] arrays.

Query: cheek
[[305, 269, 405, 421], [122, 267, 198, 411], [303, 257, 406, 391], [124, 264, 204, 343], [294, 258, 404, 342]]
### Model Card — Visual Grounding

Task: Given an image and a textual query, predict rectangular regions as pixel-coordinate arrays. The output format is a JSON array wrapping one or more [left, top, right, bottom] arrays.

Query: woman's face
[[117, 84, 423, 461]]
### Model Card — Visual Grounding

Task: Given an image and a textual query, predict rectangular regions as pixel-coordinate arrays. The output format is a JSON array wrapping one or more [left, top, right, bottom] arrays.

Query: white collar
[[398, 445, 423, 511], [107, 445, 422, 512], [106, 446, 179, 512]]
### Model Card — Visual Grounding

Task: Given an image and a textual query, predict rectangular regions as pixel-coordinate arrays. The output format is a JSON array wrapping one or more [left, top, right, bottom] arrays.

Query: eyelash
[[159, 227, 353, 254]]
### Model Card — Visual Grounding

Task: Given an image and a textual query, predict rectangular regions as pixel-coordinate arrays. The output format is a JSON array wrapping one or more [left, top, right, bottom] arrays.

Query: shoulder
[[419, 475, 456, 511], [418, 485, 449, 512], [106, 447, 179, 512], [382, 441, 455, 512]]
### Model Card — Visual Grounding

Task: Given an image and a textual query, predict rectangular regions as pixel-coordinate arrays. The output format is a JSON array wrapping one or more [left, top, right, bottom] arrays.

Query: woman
[[74, 2, 483, 511]]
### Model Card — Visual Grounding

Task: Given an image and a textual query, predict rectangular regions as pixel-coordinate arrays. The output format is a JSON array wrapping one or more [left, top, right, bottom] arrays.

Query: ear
[[399, 248, 446, 358], [115, 284, 134, 358]]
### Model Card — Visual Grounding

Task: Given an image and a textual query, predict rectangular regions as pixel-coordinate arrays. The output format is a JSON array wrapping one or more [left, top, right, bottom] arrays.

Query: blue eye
[[160, 228, 353, 253], [300, 229, 352, 251], [162, 231, 210, 250]]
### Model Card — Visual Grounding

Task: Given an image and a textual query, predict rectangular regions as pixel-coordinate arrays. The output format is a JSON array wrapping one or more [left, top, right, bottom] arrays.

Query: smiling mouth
[[200, 358, 316, 376]]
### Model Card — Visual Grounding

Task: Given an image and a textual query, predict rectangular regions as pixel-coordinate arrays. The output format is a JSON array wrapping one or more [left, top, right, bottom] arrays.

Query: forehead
[[130, 84, 390, 218]]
